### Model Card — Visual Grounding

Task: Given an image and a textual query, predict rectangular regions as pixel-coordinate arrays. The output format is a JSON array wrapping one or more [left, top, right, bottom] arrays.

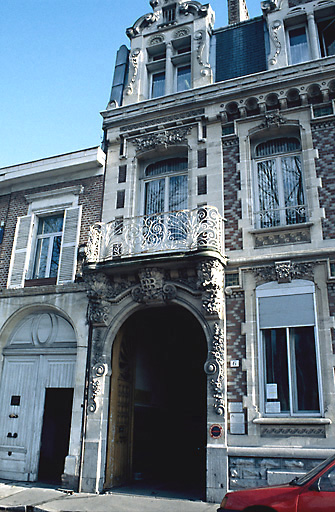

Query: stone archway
[[104, 305, 208, 499], [82, 256, 228, 501]]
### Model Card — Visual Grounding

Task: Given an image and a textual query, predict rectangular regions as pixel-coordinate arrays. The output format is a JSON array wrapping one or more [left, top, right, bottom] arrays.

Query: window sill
[[24, 277, 57, 287], [253, 417, 331, 425], [251, 221, 313, 235]]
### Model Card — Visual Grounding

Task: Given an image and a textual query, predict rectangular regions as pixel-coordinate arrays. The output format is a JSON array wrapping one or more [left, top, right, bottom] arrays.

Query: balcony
[[85, 206, 224, 264]]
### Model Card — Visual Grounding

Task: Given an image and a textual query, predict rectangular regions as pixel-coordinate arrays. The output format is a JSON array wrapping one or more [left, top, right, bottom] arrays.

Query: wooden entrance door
[[105, 328, 135, 488]]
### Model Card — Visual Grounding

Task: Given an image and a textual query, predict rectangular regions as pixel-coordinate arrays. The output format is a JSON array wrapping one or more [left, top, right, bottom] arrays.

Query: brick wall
[[226, 290, 246, 401], [223, 138, 243, 251], [0, 175, 104, 288], [311, 119, 335, 240]]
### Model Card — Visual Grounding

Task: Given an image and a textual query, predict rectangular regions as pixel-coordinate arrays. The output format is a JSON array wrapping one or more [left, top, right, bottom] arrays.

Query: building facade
[[1, 0, 335, 503]]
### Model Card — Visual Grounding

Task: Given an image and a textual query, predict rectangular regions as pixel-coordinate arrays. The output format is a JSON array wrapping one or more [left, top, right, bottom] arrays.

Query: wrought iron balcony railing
[[254, 204, 308, 229], [85, 206, 224, 263]]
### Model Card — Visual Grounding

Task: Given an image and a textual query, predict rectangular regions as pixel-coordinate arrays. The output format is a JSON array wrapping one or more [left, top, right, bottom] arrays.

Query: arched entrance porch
[[105, 305, 207, 499]]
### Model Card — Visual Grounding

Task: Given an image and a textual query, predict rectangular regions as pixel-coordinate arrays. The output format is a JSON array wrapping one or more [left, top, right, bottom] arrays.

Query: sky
[[1, 0, 262, 168]]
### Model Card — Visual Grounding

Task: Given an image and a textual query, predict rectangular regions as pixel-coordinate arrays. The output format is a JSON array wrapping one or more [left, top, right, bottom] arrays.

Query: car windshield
[[291, 455, 335, 486]]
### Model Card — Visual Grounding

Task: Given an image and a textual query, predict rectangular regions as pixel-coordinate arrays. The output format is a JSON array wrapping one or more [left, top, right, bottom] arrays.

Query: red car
[[218, 454, 335, 512]]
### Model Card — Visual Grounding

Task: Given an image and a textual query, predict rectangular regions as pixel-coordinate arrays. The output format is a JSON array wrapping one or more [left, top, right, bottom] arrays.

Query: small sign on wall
[[210, 424, 223, 438]]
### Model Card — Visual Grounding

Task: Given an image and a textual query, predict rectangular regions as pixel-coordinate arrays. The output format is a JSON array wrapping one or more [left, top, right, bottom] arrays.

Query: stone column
[[307, 12, 320, 60], [165, 42, 174, 95], [197, 258, 228, 503]]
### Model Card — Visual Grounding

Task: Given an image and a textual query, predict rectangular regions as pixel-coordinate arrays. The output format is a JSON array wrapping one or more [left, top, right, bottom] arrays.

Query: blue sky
[[1, 0, 262, 168]]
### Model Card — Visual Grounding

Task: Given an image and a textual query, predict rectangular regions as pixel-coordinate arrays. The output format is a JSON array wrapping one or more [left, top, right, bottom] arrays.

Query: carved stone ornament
[[204, 323, 225, 415], [88, 378, 100, 413], [149, 34, 165, 45], [197, 260, 224, 316], [173, 27, 191, 39], [120, 108, 204, 133], [126, 12, 159, 39], [132, 268, 177, 304], [253, 261, 315, 284], [125, 48, 141, 96], [269, 20, 282, 65], [194, 30, 211, 76], [85, 273, 112, 326], [179, 1, 209, 18], [259, 111, 287, 129], [132, 126, 192, 152]]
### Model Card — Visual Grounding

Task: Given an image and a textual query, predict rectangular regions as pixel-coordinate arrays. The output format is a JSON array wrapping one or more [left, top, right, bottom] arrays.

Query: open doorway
[[38, 388, 73, 483], [106, 305, 207, 499]]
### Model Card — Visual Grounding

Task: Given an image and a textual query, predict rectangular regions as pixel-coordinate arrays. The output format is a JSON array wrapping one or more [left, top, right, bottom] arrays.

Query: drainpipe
[[78, 320, 93, 492]]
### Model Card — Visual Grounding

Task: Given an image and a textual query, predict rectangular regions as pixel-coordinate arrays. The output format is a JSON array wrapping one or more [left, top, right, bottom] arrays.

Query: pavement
[[0, 481, 220, 512]]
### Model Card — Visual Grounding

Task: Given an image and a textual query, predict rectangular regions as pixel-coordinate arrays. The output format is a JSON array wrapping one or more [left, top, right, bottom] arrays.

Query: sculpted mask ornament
[[204, 323, 225, 415], [132, 268, 176, 303], [259, 111, 287, 129]]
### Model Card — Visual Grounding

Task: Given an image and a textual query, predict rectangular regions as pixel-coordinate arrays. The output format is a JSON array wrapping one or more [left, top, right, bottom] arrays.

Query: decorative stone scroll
[[204, 323, 225, 415], [125, 48, 141, 96], [132, 126, 192, 152], [132, 268, 176, 304], [197, 259, 224, 316], [269, 21, 282, 65], [261, 425, 326, 437], [194, 30, 211, 76]]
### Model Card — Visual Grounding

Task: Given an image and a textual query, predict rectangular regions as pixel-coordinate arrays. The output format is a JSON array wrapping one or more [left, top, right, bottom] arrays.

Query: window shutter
[[57, 206, 82, 285], [7, 215, 34, 289]]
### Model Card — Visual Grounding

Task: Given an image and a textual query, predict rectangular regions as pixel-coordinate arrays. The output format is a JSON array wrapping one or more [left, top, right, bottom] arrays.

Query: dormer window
[[152, 71, 166, 98], [163, 4, 176, 24], [288, 26, 310, 64]]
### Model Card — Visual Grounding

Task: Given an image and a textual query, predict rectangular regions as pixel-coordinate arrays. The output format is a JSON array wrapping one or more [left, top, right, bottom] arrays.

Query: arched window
[[144, 157, 188, 215], [254, 137, 306, 228]]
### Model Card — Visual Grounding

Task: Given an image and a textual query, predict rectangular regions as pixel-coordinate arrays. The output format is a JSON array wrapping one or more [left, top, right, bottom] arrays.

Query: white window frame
[[253, 138, 306, 229], [287, 24, 311, 65], [150, 70, 166, 99], [30, 211, 64, 280], [7, 186, 82, 288], [140, 158, 188, 215], [256, 280, 323, 418]]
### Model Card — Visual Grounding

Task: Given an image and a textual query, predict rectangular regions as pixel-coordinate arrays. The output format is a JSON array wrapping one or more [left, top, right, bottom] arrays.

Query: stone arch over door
[[82, 257, 228, 502], [0, 309, 77, 483]]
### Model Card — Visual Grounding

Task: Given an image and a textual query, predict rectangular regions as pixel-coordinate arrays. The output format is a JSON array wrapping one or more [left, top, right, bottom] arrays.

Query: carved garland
[[204, 322, 225, 415], [197, 260, 224, 316], [194, 30, 211, 76], [269, 20, 282, 66], [253, 260, 315, 284]]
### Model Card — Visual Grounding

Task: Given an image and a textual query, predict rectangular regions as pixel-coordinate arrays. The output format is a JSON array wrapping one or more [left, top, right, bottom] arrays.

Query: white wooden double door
[[0, 354, 75, 481]]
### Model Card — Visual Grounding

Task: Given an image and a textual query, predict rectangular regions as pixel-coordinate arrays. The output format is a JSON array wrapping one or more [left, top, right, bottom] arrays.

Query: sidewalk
[[0, 481, 219, 512]]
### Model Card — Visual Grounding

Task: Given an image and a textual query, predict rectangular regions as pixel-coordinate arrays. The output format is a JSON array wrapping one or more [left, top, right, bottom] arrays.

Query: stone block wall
[[229, 456, 322, 490]]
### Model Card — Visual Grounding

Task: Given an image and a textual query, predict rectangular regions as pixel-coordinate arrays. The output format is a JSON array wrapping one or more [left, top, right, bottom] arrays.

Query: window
[[162, 3, 176, 24], [177, 65, 191, 91], [151, 71, 165, 98], [143, 158, 188, 243], [289, 26, 310, 64], [317, 16, 335, 57], [144, 158, 188, 214], [254, 137, 306, 228], [257, 281, 321, 416], [32, 214, 63, 279], [7, 187, 82, 289]]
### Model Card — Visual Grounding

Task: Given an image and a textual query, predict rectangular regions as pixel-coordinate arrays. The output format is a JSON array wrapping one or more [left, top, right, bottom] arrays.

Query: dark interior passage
[[126, 305, 207, 499], [38, 387, 73, 483]]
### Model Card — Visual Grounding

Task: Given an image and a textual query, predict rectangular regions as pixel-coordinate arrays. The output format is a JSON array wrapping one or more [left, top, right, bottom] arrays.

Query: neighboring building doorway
[[105, 305, 207, 499]]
